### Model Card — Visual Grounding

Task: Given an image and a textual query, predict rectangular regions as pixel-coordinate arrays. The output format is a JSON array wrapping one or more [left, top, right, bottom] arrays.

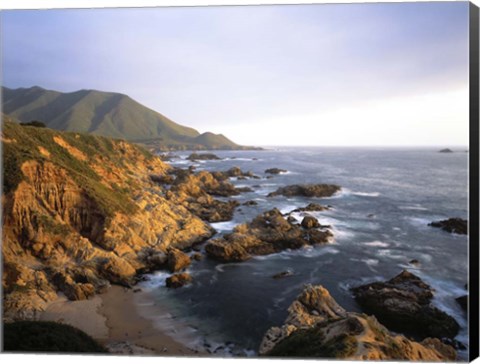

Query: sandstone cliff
[[2, 119, 214, 321], [259, 285, 456, 361]]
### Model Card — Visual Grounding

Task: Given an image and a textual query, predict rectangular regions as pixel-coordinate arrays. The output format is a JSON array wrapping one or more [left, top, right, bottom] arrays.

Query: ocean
[[135, 147, 469, 357]]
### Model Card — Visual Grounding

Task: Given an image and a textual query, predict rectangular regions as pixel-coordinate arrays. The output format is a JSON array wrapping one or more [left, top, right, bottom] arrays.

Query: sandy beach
[[41, 285, 197, 356]]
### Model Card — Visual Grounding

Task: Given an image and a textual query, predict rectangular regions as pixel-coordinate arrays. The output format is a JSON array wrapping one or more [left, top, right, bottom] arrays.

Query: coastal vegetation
[[3, 321, 107, 353]]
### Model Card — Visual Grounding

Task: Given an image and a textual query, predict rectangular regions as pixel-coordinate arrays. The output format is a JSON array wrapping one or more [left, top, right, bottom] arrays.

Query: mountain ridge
[[2, 86, 255, 151]]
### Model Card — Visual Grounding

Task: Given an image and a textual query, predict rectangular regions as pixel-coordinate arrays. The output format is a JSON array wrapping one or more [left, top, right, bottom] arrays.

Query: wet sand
[[41, 285, 197, 356]]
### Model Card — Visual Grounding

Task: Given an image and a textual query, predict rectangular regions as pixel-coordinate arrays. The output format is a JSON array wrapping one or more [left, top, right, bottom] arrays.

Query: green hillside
[[2, 86, 249, 150]]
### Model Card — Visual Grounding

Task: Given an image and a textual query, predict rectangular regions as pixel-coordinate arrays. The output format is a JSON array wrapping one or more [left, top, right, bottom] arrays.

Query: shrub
[[3, 321, 107, 353]]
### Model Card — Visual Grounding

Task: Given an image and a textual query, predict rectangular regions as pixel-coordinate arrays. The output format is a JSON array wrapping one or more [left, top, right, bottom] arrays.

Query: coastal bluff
[[1, 118, 215, 321]]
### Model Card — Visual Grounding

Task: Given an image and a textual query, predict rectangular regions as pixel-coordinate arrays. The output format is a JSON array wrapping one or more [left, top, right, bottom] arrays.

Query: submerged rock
[[243, 200, 258, 206], [205, 208, 332, 262], [429, 218, 467, 235], [259, 285, 456, 361], [352, 270, 459, 339], [272, 270, 294, 279], [268, 184, 340, 198], [165, 273, 192, 288]]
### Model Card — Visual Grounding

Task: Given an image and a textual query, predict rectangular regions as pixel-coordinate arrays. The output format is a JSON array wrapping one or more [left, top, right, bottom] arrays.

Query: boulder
[[301, 216, 320, 229], [265, 168, 287, 175], [243, 200, 258, 206], [429, 218, 467, 235], [259, 284, 456, 361], [166, 249, 191, 272], [352, 270, 460, 339], [166, 273, 192, 288], [268, 184, 341, 198]]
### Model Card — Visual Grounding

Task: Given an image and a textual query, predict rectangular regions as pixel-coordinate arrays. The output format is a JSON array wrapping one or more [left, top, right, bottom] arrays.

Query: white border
[[0, 1, 478, 364]]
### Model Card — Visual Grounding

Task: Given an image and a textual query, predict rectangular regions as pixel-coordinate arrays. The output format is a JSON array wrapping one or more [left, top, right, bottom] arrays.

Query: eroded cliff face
[[259, 285, 456, 361], [2, 120, 214, 321]]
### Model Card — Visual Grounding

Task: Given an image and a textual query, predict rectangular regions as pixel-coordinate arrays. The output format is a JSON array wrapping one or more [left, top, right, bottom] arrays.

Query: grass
[[2, 121, 139, 218], [3, 321, 107, 353]]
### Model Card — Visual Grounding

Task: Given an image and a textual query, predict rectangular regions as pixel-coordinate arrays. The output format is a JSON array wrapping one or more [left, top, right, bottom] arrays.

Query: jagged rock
[[211, 167, 260, 181], [165, 273, 192, 288], [260, 285, 456, 361], [429, 218, 467, 235], [186, 153, 221, 161], [289, 203, 329, 213], [166, 249, 191, 272], [301, 216, 320, 229], [352, 270, 460, 339], [205, 208, 333, 262], [268, 184, 341, 198], [265, 168, 287, 175]]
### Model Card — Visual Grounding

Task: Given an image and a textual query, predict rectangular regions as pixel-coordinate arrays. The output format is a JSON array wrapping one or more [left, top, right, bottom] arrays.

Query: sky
[[1, 2, 471, 146]]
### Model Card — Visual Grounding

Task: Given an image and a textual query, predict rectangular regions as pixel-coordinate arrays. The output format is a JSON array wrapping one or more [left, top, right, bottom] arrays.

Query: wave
[[363, 241, 390, 248], [210, 221, 238, 232], [399, 204, 429, 211], [138, 271, 172, 290], [352, 191, 381, 197], [334, 188, 380, 198]]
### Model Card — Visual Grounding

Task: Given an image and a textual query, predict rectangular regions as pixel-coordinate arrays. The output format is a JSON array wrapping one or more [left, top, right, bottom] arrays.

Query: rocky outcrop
[[268, 184, 341, 198], [429, 218, 467, 235], [212, 167, 260, 180], [205, 208, 333, 262], [2, 121, 214, 321], [289, 203, 330, 213], [259, 285, 456, 361], [165, 273, 192, 288], [165, 169, 249, 222], [187, 153, 221, 161], [166, 249, 191, 273], [265, 168, 287, 175], [352, 270, 459, 339]]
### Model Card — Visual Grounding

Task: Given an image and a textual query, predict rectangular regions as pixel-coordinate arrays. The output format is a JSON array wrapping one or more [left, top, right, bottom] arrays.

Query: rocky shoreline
[[1, 123, 468, 359]]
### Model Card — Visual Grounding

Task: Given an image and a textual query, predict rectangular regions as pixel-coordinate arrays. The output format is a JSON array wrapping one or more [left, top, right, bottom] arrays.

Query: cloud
[[1, 2, 470, 145]]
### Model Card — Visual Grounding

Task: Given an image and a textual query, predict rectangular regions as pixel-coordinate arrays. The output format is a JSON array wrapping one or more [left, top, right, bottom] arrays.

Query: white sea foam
[[138, 271, 171, 290], [399, 204, 429, 211], [351, 191, 381, 197], [363, 241, 390, 248], [210, 221, 237, 232]]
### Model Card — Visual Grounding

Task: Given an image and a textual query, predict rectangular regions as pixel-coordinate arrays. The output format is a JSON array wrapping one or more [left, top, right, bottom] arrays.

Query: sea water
[[137, 147, 469, 357]]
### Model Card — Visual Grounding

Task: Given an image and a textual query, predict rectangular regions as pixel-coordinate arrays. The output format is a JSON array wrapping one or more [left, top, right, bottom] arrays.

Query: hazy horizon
[[2, 2, 470, 146]]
